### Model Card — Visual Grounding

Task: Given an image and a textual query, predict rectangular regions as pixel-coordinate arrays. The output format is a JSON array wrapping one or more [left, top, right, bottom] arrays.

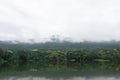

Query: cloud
[[0, 0, 120, 42]]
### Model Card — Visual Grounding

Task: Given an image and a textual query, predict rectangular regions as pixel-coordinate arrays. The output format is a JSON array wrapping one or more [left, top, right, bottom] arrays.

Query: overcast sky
[[0, 0, 120, 42]]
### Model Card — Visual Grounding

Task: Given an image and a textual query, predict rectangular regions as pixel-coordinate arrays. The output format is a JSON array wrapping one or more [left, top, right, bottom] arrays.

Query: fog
[[0, 0, 120, 42]]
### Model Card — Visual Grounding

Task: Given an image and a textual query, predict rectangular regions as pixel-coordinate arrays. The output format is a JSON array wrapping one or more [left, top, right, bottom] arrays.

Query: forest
[[0, 40, 120, 65]]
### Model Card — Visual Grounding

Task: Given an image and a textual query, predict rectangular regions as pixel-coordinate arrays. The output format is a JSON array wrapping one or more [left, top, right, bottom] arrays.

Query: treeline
[[0, 40, 120, 50], [0, 48, 120, 65]]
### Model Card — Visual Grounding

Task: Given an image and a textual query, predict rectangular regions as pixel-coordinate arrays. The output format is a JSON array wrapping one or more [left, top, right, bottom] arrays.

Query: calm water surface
[[0, 63, 120, 80]]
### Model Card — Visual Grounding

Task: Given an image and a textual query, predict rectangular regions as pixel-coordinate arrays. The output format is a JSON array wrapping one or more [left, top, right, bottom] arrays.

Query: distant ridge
[[0, 40, 120, 50]]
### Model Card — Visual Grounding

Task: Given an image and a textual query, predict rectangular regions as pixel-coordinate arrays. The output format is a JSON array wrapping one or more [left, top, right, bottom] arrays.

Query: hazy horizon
[[0, 0, 120, 42]]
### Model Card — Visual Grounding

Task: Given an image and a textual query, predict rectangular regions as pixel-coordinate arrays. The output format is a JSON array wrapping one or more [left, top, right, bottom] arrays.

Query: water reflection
[[1, 72, 120, 80], [0, 63, 120, 80], [6, 77, 120, 80]]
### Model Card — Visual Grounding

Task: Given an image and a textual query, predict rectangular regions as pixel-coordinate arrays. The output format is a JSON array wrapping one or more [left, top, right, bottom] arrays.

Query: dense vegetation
[[0, 41, 120, 66], [0, 48, 120, 65]]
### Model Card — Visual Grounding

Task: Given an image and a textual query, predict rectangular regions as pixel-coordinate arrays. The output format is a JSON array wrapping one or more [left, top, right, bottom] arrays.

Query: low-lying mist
[[0, 40, 120, 50]]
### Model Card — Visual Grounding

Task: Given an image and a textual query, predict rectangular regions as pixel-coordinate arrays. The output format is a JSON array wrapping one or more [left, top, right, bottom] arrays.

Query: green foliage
[[0, 48, 120, 65], [0, 58, 5, 64]]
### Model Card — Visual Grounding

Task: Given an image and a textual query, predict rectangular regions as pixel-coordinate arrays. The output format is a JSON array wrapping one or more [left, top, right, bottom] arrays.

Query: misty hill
[[0, 40, 120, 50]]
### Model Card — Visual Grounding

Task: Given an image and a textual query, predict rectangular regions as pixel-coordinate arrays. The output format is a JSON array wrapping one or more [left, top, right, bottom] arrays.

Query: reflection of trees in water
[[1, 63, 120, 80], [50, 78, 71, 80], [1, 74, 120, 80], [29, 76, 33, 80], [85, 77, 91, 80], [2, 77, 120, 80]]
